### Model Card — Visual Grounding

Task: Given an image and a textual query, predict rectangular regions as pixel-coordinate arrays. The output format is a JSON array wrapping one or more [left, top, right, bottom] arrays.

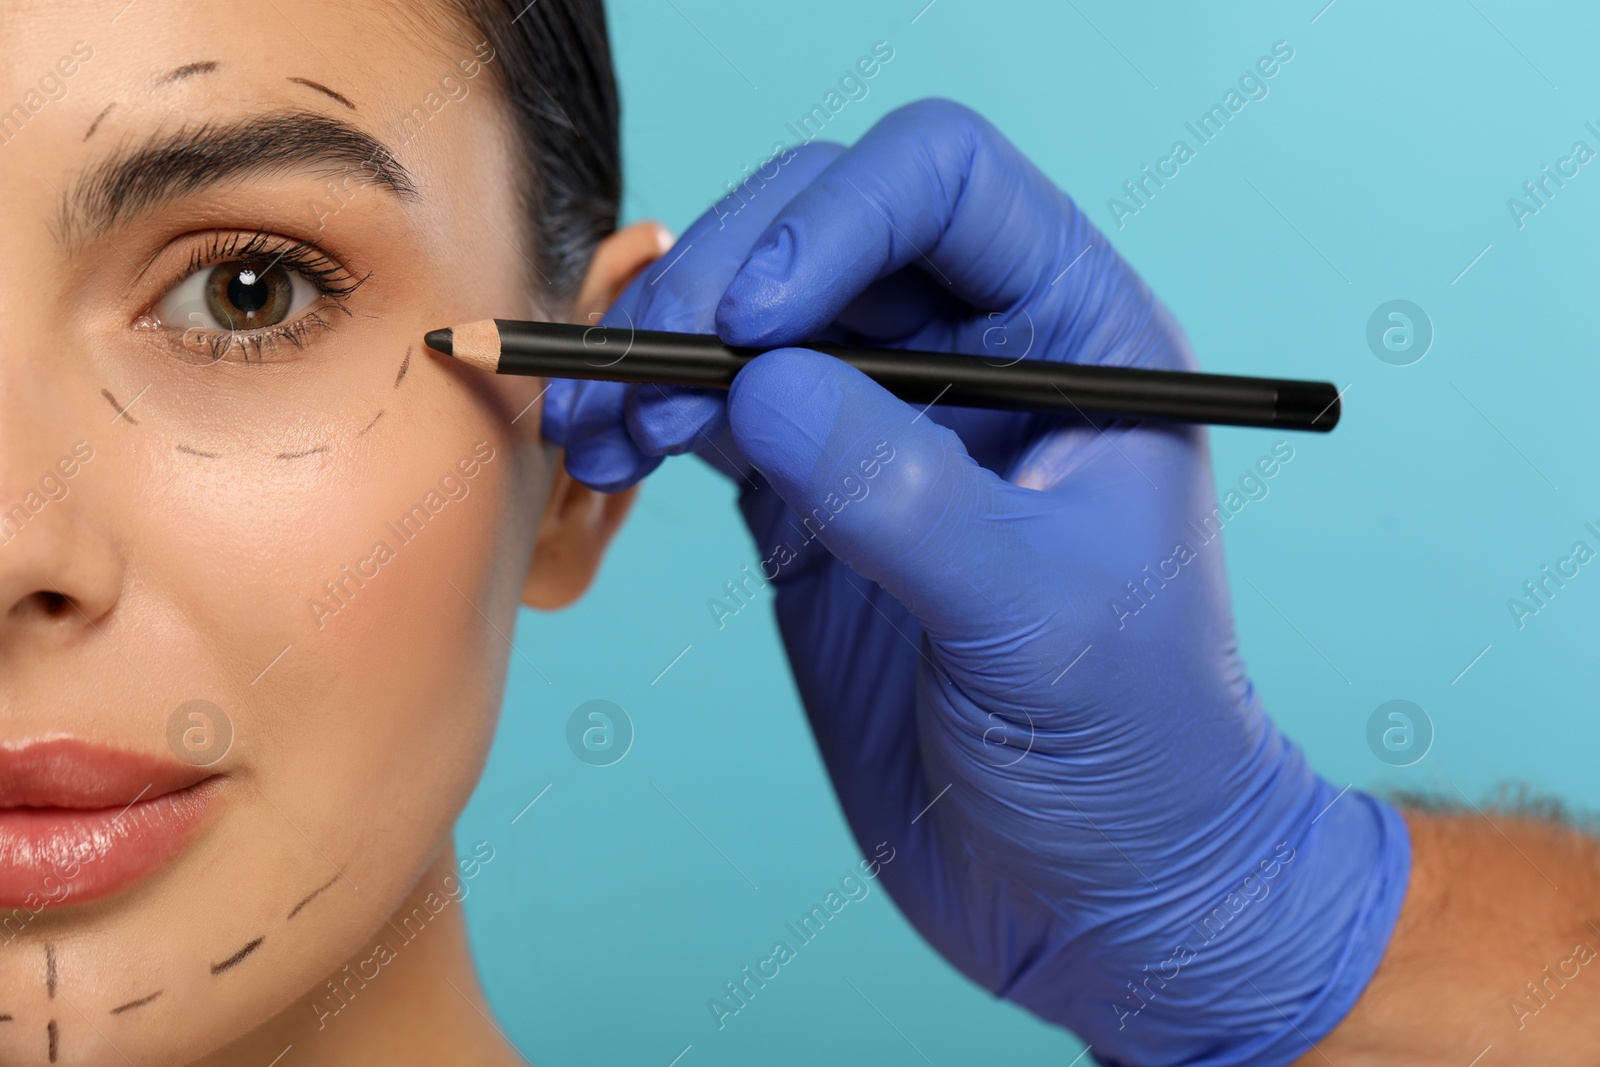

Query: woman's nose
[[0, 443, 123, 649]]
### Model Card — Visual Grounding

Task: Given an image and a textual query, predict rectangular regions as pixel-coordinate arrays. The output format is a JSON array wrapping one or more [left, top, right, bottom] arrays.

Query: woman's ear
[[521, 219, 670, 610], [569, 219, 674, 326], [522, 458, 636, 610]]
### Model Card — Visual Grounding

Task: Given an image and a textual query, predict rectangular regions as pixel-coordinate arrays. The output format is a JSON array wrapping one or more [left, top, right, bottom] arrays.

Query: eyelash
[[166, 231, 366, 364]]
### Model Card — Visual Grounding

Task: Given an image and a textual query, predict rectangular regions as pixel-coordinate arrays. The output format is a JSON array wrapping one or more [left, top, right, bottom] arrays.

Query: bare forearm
[[1300, 809, 1600, 1065]]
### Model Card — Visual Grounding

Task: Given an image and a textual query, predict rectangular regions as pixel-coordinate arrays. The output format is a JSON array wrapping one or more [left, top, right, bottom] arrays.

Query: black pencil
[[425, 319, 1341, 432]]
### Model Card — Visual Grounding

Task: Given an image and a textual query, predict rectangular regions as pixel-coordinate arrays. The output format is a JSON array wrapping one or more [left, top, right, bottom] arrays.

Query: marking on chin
[[287, 873, 341, 920], [109, 990, 163, 1016], [210, 937, 264, 976]]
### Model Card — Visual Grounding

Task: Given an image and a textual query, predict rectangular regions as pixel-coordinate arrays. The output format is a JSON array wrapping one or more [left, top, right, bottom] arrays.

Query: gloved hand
[[543, 99, 1410, 1067]]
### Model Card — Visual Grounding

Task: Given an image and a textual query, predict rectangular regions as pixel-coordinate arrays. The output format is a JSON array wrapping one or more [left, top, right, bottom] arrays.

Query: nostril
[[11, 590, 73, 620]]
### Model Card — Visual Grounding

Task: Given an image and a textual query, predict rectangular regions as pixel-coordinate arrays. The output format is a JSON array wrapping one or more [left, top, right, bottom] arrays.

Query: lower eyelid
[[168, 309, 342, 366]]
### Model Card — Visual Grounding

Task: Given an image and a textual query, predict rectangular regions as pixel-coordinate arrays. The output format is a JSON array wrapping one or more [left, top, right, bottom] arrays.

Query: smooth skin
[[0, 1, 656, 1063]]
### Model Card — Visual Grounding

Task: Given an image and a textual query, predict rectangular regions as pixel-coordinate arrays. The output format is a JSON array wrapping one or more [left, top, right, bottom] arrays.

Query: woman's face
[[0, 1, 590, 1061]]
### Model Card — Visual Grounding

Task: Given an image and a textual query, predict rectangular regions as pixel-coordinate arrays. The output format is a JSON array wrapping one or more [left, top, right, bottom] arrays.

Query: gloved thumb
[[727, 348, 1067, 666]]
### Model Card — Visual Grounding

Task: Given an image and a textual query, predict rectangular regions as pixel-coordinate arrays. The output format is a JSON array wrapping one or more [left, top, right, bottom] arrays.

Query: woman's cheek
[[293, 429, 516, 762]]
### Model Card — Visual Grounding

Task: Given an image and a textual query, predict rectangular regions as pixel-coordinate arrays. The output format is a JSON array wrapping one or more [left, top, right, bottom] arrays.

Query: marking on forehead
[[109, 991, 163, 1016], [277, 445, 330, 461], [84, 103, 116, 142], [395, 346, 412, 388], [287, 873, 341, 919], [356, 410, 384, 438], [288, 77, 356, 111], [210, 937, 264, 976], [176, 444, 221, 459], [160, 61, 219, 85]]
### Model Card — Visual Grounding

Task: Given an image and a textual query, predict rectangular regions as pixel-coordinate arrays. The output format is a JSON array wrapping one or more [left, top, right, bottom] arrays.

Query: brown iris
[[203, 260, 295, 330]]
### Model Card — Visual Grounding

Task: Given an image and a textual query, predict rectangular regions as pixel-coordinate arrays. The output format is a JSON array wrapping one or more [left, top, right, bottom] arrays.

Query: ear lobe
[[521, 463, 638, 610]]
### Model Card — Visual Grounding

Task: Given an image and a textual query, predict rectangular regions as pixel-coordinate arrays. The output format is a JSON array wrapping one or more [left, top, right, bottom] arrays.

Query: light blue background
[[458, 2, 1600, 1063]]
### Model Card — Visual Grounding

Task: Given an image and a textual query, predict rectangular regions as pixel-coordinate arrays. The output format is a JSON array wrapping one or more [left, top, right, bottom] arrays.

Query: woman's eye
[[156, 259, 321, 333]]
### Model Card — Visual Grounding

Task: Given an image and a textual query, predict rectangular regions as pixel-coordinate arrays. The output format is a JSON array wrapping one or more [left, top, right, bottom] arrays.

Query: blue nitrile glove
[[543, 100, 1409, 1067]]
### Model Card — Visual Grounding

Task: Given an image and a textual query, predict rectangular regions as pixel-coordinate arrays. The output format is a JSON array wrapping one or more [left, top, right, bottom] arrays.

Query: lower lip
[[0, 780, 221, 909]]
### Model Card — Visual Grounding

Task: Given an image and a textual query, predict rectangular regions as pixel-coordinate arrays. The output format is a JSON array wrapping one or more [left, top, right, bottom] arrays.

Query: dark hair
[[454, 0, 622, 297]]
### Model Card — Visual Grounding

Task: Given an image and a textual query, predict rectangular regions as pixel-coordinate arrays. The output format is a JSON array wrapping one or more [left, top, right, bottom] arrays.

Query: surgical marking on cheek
[[159, 61, 219, 85], [210, 937, 264, 975], [395, 346, 412, 388], [84, 103, 116, 141], [356, 410, 384, 438], [176, 444, 221, 459], [108, 991, 163, 1016], [287, 873, 341, 919], [277, 445, 330, 461], [288, 77, 356, 111], [45, 944, 56, 999], [101, 389, 138, 425]]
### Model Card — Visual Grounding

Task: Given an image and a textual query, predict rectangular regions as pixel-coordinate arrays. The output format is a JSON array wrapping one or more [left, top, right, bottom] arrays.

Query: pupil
[[227, 268, 270, 314], [204, 259, 293, 330]]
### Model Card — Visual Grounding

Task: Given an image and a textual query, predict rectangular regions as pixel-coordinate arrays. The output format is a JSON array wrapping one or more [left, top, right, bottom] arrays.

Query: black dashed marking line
[[160, 61, 218, 84], [109, 991, 163, 1016], [394, 346, 411, 388], [175, 444, 221, 458], [287, 873, 341, 920], [84, 103, 115, 141], [276, 446, 330, 461], [210, 937, 264, 975], [356, 410, 384, 438], [101, 389, 137, 425], [288, 77, 355, 110]]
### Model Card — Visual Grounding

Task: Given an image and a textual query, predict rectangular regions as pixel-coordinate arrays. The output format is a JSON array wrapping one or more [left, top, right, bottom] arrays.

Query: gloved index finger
[[714, 98, 1102, 350]]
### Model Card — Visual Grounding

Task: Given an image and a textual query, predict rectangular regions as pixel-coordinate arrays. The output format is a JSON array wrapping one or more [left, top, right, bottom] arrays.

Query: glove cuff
[[1180, 794, 1413, 1067]]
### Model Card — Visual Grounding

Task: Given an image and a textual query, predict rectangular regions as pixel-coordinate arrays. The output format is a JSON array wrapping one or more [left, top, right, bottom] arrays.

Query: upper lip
[[0, 738, 210, 809]]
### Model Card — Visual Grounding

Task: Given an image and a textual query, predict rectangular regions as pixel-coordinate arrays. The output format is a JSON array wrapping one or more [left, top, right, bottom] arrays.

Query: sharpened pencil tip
[[424, 329, 454, 356]]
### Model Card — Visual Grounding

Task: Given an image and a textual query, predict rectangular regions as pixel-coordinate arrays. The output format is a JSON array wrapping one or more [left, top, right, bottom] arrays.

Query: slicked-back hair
[[456, 0, 622, 298]]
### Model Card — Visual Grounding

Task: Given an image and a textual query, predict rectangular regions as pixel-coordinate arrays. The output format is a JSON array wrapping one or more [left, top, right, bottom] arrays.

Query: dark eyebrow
[[60, 109, 417, 246]]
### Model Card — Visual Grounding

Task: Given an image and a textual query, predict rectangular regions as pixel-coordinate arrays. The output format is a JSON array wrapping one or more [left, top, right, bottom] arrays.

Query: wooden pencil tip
[[447, 320, 504, 372], [424, 329, 453, 356]]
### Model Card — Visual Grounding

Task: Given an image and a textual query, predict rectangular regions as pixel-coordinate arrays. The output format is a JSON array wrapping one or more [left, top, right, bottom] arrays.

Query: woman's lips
[[0, 739, 221, 909]]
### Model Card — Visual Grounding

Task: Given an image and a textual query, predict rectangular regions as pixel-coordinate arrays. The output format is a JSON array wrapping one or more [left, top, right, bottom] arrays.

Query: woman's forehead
[[0, 0, 483, 155], [0, 0, 526, 276]]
